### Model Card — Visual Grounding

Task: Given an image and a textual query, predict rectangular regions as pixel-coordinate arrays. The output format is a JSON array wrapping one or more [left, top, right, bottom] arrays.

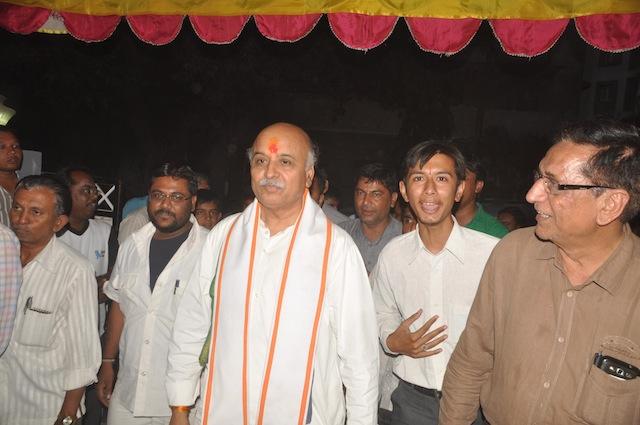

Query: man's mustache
[[153, 209, 175, 218], [259, 178, 285, 189]]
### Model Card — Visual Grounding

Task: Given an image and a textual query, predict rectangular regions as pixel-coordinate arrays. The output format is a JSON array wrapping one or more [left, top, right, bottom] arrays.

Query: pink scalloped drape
[[1, 3, 639, 56]]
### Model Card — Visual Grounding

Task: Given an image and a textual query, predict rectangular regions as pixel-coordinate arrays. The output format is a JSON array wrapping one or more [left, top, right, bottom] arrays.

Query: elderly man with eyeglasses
[[439, 119, 640, 425], [96, 163, 207, 425]]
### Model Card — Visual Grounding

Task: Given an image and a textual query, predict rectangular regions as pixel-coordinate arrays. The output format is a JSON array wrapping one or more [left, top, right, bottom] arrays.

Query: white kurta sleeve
[[166, 223, 227, 406], [331, 237, 379, 425], [371, 254, 402, 355], [63, 266, 101, 390]]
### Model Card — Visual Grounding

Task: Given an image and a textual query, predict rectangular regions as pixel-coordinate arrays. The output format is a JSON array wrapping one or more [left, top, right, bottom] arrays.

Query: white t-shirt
[[58, 219, 111, 333]]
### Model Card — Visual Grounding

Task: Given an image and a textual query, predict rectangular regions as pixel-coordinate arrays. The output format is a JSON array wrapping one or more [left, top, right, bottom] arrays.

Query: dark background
[[1, 18, 637, 213]]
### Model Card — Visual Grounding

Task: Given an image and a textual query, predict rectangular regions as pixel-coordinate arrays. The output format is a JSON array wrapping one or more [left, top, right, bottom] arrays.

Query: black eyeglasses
[[533, 170, 614, 195]]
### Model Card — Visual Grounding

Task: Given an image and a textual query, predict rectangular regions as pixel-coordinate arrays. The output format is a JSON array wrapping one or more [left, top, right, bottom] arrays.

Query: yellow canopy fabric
[[4, 0, 640, 19]]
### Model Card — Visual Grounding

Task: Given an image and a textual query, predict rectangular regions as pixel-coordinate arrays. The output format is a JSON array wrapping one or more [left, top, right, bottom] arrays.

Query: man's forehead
[[15, 187, 55, 205], [151, 176, 189, 190], [0, 132, 18, 144], [542, 140, 595, 174], [253, 129, 309, 156], [356, 178, 390, 192]]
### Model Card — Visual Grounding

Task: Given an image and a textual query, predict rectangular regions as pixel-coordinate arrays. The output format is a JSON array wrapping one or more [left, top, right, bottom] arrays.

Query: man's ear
[[596, 189, 629, 226], [391, 192, 399, 208], [53, 214, 69, 233], [190, 195, 197, 213], [399, 180, 409, 203], [455, 180, 466, 203], [306, 166, 315, 189], [475, 180, 484, 194]]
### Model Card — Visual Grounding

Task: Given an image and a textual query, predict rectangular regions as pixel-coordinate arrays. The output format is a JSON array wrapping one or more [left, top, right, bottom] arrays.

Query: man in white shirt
[[97, 163, 207, 425], [166, 122, 378, 425], [0, 126, 22, 226], [57, 166, 112, 425], [2, 175, 101, 425], [372, 142, 498, 425]]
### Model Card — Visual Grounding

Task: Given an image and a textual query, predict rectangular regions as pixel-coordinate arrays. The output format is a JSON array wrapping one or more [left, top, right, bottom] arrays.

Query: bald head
[[248, 123, 317, 170]]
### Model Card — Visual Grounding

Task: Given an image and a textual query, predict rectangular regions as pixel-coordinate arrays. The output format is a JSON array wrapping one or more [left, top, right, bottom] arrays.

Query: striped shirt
[[0, 236, 101, 424], [0, 223, 21, 357], [0, 186, 11, 227]]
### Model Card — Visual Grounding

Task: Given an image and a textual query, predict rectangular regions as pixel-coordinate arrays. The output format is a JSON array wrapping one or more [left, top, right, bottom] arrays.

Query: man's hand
[[96, 362, 115, 407], [386, 309, 448, 358], [169, 410, 190, 425]]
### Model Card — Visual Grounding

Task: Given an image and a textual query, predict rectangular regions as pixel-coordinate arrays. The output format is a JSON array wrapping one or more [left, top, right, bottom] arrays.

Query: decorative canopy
[[1, 1, 639, 56]]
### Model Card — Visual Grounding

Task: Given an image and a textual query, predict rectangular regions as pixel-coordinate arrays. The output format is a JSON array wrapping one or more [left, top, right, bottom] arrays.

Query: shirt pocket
[[16, 301, 56, 347], [575, 336, 640, 425]]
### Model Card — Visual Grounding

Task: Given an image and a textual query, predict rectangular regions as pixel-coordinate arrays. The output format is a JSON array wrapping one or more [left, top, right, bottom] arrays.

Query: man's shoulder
[[470, 205, 509, 238], [52, 238, 94, 273], [491, 226, 545, 260], [459, 225, 500, 250], [338, 217, 359, 233], [378, 231, 416, 260], [89, 218, 112, 234]]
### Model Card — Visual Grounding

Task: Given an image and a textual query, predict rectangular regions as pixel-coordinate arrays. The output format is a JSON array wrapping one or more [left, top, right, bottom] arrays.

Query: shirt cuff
[[65, 366, 99, 391], [167, 379, 201, 406], [103, 280, 119, 302]]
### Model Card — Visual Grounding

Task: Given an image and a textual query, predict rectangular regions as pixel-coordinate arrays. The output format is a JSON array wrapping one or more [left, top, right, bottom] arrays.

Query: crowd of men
[[0, 118, 638, 425]]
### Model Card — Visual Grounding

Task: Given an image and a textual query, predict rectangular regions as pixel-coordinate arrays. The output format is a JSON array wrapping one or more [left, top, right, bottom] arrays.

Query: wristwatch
[[62, 416, 74, 425]]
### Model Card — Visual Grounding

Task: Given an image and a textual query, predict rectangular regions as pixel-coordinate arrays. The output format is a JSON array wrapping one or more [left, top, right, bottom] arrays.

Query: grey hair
[[246, 139, 319, 170]]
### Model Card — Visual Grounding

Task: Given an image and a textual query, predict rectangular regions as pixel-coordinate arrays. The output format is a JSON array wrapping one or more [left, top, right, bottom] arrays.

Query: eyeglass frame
[[148, 190, 193, 203], [532, 170, 614, 194]]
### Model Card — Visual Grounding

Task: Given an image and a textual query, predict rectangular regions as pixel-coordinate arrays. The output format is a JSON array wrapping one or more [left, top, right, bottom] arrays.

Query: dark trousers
[[391, 380, 486, 425]]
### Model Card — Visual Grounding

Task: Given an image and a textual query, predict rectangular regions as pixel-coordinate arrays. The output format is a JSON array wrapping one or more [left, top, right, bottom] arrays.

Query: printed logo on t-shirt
[[95, 249, 106, 260]]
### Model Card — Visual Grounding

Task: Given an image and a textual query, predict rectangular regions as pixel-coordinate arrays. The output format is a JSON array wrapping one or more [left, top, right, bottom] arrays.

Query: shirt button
[[543, 381, 550, 389], [144, 339, 150, 344], [141, 371, 147, 376], [558, 337, 565, 343], [567, 291, 573, 298]]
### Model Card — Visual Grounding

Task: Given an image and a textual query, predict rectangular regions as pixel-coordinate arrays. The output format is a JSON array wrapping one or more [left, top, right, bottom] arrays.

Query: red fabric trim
[[126, 14, 183, 45], [575, 13, 640, 53], [1, 2, 638, 55], [0, 3, 50, 34], [254, 14, 322, 42], [405, 17, 481, 54], [189, 15, 249, 44], [61, 12, 120, 42], [490, 18, 568, 57], [328, 13, 397, 50]]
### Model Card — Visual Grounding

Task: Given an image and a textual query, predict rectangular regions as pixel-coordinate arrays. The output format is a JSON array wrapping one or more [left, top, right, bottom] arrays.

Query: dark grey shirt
[[339, 217, 402, 273], [148, 230, 189, 292]]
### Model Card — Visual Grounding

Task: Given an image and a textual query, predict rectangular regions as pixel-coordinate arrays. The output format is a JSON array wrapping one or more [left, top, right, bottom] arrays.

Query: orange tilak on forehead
[[268, 137, 279, 154]]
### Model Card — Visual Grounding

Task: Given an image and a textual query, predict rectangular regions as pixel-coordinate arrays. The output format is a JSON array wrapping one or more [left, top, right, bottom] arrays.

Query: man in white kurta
[[166, 123, 379, 425], [1, 175, 101, 425]]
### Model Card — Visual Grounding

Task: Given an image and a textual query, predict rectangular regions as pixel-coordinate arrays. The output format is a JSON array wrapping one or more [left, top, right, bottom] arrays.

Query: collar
[[27, 235, 58, 274], [407, 216, 466, 265], [534, 225, 636, 295], [131, 215, 201, 253]]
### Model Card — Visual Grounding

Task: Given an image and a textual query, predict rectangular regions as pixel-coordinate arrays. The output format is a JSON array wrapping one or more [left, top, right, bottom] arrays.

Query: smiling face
[[249, 123, 314, 214], [400, 153, 465, 232], [525, 140, 603, 248], [0, 131, 23, 173]]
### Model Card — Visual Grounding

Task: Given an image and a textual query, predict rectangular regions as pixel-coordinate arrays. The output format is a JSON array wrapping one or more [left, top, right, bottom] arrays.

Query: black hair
[[196, 189, 224, 212], [356, 163, 398, 194], [57, 166, 93, 187], [401, 141, 466, 183], [149, 163, 198, 196], [463, 155, 486, 182], [555, 119, 640, 223], [313, 167, 329, 188], [15, 175, 71, 216]]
